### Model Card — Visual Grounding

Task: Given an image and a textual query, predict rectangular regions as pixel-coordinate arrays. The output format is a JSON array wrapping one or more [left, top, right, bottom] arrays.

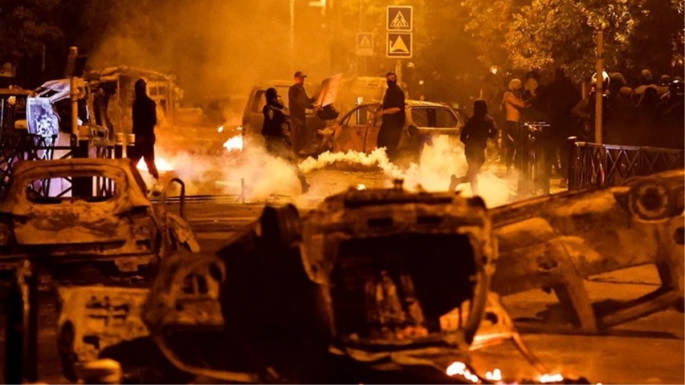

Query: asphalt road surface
[[0, 168, 682, 384]]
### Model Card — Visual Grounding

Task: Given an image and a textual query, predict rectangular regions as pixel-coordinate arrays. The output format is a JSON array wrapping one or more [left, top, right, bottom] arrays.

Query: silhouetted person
[[375, 71, 406, 162], [572, 72, 611, 143], [547, 68, 581, 186], [130, 78, 159, 181], [655, 79, 685, 149], [449, 100, 498, 195], [262, 87, 310, 194]]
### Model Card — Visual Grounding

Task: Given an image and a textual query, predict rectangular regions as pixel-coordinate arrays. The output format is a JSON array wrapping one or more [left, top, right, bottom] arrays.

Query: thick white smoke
[[299, 136, 514, 207], [142, 131, 514, 207]]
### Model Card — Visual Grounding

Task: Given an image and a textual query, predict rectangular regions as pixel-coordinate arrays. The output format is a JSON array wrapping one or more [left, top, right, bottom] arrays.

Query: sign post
[[356, 33, 374, 56], [386, 6, 413, 59]]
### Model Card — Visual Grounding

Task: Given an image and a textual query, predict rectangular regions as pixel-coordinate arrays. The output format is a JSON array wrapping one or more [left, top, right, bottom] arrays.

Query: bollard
[[114, 133, 124, 159], [126, 134, 136, 160], [240, 178, 245, 204]]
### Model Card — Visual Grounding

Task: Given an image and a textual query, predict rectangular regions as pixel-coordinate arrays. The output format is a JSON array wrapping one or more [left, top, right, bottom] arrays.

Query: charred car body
[[491, 169, 685, 331], [0, 158, 198, 272]]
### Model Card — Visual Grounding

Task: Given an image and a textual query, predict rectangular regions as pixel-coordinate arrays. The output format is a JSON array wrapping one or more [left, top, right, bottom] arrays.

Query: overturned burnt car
[[491, 169, 684, 331]]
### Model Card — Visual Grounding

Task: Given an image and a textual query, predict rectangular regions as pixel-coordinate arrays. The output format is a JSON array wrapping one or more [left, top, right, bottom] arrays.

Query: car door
[[333, 104, 377, 153], [363, 104, 384, 152]]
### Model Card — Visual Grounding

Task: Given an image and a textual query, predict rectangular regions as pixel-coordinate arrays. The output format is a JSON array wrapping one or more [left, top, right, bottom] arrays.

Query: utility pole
[[290, 0, 295, 71], [595, 29, 604, 144]]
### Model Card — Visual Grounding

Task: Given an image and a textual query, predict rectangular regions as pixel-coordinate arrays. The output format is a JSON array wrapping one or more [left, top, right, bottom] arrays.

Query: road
[[0, 167, 682, 384]]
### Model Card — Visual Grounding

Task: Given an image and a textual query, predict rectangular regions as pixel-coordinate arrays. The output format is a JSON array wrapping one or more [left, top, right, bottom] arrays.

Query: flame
[[218, 125, 224, 133], [539, 374, 564, 383], [223, 135, 243, 152], [446, 361, 480, 383], [136, 157, 174, 172], [486, 369, 502, 381], [356, 183, 366, 190]]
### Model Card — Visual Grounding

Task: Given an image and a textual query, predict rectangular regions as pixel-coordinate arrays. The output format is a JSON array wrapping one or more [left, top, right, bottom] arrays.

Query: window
[[25, 174, 118, 204], [411, 107, 458, 128]]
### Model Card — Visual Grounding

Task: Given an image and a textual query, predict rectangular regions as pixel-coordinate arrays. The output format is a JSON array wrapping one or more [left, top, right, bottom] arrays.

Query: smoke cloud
[[300, 136, 513, 207]]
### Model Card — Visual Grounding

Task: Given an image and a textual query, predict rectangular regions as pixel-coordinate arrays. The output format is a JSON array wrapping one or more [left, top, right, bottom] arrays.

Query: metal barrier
[[567, 138, 685, 190]]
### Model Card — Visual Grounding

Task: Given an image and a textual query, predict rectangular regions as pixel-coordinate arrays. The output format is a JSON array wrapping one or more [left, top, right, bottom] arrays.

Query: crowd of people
[[471, 67, 685, 191]]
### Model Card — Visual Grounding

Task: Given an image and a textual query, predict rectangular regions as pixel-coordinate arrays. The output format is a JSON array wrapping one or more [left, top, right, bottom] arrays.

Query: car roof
[[355, 100, 451, 108]]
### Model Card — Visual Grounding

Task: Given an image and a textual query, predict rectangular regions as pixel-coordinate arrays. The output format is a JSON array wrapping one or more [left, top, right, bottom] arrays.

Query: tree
[[462, 0, 684, 82], [0, 0, 63, 65]]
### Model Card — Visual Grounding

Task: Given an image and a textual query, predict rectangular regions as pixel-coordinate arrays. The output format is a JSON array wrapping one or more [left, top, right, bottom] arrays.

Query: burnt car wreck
[[490, 169, 684, 332], [143, 182, 498, 383]]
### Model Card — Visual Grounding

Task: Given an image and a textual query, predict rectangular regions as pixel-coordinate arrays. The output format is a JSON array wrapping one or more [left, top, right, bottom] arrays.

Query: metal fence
[[568, 139, 684, 191]]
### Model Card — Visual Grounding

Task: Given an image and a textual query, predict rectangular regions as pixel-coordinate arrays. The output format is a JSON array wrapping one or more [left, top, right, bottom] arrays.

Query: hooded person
[[130, 78, 160, 183], [261, 87, 310, 194], [375, 71, 406, 162], [449, 99, 498, 195]]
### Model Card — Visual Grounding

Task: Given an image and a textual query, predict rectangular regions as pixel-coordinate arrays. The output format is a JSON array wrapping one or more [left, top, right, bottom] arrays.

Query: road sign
[[356, 32, 374, 56], [387, 32, 412, 58], [387, 5, 413, 32]]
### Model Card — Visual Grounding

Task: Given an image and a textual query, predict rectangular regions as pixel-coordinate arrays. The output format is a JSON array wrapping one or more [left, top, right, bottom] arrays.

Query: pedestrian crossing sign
[[387, 5, 413, 32], [387, 32, 412, 58], [356, 32, 374, 56]]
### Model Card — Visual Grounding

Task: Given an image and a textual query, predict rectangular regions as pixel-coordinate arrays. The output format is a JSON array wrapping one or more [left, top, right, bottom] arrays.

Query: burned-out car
[[328, 100, 464, 164], [139, 182, 499, 383], [0, 158, 199, 273], [490, 169, 685, 332]]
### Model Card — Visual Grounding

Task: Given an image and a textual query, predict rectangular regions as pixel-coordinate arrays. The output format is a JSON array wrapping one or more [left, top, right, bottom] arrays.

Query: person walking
[[130, 78, 160, 183], [449, 100, 498, 195], [262, 87, 310, 194]]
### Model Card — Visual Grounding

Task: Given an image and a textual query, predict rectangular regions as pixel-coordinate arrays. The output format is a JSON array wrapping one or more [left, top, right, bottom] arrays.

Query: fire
[[539, 374, 564, 383], [136, 157, 174, 172], [446, 361, 480, 383], [223, 135, 243, 152], [356, 183, 366, 190], [217, 125, 224, 133], [486, 369, 503, 382]]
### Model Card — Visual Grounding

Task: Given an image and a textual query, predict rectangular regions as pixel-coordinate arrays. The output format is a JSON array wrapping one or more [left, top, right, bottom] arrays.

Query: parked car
[[241, 80, 326, 155], [327, 100, 465, 164], [0, 158, 199, 274]]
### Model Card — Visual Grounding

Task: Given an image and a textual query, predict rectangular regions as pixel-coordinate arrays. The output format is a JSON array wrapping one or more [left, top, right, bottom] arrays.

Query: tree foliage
[[0, 0, 63, 63], [462, 0, 684, 81]]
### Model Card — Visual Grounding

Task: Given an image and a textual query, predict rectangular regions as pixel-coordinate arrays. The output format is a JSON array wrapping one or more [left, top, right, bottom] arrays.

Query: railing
[[567, 138, 685, 191], [0, 130, 132, 198]]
